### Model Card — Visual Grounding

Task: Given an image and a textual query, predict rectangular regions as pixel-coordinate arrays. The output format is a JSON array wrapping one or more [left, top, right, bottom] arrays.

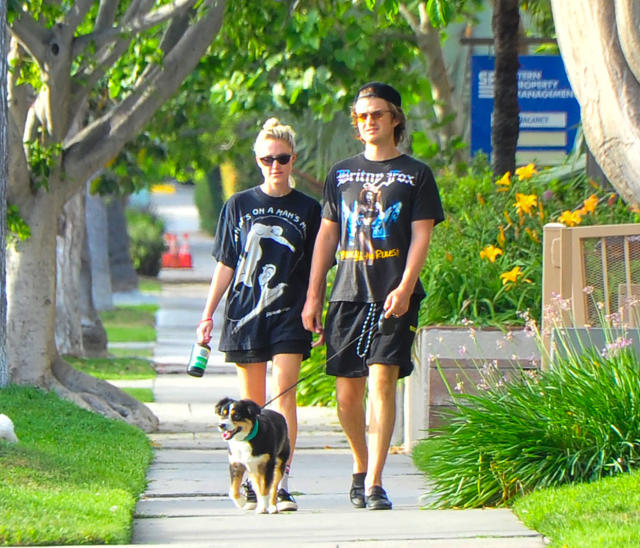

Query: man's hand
[[383, 285, 412, 318], [302, 297, 325, 347]]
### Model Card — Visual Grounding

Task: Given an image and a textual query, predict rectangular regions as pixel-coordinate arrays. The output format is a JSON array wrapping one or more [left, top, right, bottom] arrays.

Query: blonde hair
[[253, 117, 297, 154]]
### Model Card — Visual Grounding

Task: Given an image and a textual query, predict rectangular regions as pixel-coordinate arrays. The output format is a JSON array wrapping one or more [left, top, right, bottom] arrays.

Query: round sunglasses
[[258, 154, 292, 166]]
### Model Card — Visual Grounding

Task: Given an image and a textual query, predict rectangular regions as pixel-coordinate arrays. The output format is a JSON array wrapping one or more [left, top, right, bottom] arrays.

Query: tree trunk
[[108, 197, 138, 292], [56, 192, 86, 356], [398, 2, 465, 164], [86, 189, 113, 311], [491, 0, 520, 178], [551, 0, 640, 204], [0, 0, 8, 389], [7, 187, 157, 431]]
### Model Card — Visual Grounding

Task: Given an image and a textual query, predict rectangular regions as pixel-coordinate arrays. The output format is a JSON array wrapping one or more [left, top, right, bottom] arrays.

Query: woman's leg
[[235, 362, 268, 406], [270, 353, 302, 465]]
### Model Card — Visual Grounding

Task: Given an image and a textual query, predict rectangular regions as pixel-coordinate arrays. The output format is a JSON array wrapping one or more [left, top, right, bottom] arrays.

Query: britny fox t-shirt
[[212, 187, 321, 351], [323, 153, 444, 303]]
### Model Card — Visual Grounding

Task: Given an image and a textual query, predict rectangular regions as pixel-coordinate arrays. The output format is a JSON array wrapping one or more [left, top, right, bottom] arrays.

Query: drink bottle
[[187, 343, 210, 377]]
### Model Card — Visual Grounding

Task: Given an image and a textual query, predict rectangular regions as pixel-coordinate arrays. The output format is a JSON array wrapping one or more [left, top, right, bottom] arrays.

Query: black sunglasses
[[259, 154, 292, 166]]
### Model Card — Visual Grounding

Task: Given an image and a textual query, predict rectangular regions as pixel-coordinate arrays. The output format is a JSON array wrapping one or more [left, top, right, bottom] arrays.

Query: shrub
[[194, 167, 225, 236], [125, 209, 165, 276], [420, 158, 639, 327], [413, 299, 640, 508]]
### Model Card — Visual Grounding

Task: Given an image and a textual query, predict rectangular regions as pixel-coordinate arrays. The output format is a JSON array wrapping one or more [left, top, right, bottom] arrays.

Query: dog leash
[[262, 308, 397, 409]]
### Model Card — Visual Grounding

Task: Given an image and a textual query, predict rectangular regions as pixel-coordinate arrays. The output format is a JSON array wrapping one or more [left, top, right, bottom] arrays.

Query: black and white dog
[[215, 397, 290, 514]]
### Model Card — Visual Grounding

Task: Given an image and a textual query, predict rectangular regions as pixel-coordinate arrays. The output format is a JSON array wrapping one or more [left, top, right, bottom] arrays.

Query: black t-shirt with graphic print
[[212, 187, 321, 352], [323, 153, 444, 303]]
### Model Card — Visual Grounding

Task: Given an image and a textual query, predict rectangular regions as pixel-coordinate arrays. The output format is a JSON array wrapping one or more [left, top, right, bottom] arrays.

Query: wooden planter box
[[400, 326, 540, 449]]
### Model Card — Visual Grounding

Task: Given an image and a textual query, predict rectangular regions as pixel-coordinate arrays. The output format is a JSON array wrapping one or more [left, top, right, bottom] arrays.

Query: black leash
[[262, 309, 399, 409]]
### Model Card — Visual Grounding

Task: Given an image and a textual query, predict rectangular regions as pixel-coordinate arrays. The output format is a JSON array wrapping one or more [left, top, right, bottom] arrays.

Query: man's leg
[[365, 363, 400, 490], [336, 376, 368, 474]]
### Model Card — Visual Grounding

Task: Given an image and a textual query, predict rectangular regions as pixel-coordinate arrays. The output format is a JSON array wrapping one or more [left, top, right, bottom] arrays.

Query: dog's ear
[[215, 397, 235, 415], [239, 399, 262, 418]]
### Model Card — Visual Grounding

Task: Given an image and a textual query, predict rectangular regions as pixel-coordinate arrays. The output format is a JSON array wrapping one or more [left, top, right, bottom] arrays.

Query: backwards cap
[[355, 82, 402, 107]]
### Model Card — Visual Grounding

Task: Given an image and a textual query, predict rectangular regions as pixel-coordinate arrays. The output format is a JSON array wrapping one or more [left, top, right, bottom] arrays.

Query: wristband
[[199, 318, 213, 325]]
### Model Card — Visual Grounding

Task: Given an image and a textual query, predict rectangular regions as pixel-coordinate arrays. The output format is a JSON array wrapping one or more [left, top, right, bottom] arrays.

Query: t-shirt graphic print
[[213, 187, 321, 351], [323, 153, 444, 303]]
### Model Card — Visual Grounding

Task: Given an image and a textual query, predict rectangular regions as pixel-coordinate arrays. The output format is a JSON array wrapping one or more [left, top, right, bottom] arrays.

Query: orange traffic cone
[[178, 233, 193, 268], [161, 233, 181, 268]]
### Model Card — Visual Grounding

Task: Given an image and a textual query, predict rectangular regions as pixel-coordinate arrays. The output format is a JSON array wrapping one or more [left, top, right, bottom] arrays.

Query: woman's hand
[[196, 318, 213, 345]]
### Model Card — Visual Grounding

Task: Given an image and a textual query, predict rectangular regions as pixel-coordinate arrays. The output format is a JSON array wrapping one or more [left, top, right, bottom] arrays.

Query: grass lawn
[[121, 387, 154, 403], [513, 471, 640, 547], [66, 356, 156, 380], [100, 304, 158, 343], [0, 386, 152, 545]]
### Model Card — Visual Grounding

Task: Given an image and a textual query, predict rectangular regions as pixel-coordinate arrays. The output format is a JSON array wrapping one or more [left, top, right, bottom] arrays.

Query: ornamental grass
[[414, 299, 640, 508]]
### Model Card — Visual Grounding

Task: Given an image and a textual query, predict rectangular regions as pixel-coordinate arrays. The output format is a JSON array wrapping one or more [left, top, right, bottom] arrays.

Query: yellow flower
[[480, 244, 503, 263], [496, 172, 511, 191], [445, 251, 453, 262], [582, 194, 598, 214], [504, 211, 514, 227], [477, 193, 486, 205], [500, 266, 523, 285], [514, 193, 538, 216], [558, 210, 583, 227], [515, 163, 537, 180], [497, 225, 506, 247], [525, 227, 539, 243]]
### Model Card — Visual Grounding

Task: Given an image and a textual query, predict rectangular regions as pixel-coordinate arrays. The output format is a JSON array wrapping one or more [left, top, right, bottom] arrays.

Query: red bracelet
[[199, 318, 213, 325]]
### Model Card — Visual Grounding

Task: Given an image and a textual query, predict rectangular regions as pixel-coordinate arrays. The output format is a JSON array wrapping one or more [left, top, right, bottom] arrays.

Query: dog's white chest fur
[[227, 439, 265, 470], [0, 414, 18, 443]]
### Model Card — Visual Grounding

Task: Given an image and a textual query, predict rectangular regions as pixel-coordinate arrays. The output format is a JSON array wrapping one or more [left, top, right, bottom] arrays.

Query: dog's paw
[[267, 504, 278, 514], [230, 496, 245, 510], [243, 500, 257, 511], [255, 504, 268, 514]]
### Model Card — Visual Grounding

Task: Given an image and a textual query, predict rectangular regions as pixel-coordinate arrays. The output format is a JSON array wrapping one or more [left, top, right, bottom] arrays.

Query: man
[[302, 82, 444, 510]]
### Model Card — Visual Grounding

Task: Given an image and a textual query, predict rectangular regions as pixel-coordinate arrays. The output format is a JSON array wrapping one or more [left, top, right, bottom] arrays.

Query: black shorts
[[324, 296, 422, 379], [225, 340, 311, 364]]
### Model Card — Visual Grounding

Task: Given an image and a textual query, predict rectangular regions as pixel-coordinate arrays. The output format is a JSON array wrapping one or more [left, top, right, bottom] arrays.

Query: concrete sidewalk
[[126, 183, 544, 547]]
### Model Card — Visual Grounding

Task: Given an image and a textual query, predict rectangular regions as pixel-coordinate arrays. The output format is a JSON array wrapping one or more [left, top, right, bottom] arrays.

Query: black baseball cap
[[355, 82, 402, 107]]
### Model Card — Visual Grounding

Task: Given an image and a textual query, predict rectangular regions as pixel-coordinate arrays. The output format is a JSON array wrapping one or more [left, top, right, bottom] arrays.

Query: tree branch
[[95, 0, 120, 31], [63, 0, 94, 35], [9, 12, 49, 67], [63, 0, 227, 192]]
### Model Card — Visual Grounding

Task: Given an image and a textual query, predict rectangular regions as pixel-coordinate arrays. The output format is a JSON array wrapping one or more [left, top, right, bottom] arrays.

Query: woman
[[197, 118, 321, 511]]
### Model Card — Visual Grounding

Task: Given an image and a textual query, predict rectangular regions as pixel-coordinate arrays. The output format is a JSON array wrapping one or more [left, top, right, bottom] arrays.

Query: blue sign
[[471, 55, 581, 165]]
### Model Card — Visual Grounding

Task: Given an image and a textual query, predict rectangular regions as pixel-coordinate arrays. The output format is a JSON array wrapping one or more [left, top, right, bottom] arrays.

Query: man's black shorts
[[324, 296, 422, 379]]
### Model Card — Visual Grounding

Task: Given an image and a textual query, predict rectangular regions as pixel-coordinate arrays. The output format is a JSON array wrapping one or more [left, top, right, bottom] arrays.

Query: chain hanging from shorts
[[355, 303, 380, 358]]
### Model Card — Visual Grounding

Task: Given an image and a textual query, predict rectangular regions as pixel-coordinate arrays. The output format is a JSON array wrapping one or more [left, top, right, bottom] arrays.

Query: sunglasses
[[258, 154, 292, 166], [355, 110, 391, 123]]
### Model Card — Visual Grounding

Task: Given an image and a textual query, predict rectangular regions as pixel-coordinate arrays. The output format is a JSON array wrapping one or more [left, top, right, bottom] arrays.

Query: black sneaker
[[365, 485, 392, 510], [276, 488, 298, 511], [349, 472, 366, 509], [242, 480, 257, 510]]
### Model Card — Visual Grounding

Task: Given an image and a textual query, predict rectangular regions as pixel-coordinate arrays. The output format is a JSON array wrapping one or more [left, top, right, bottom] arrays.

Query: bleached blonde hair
[[253, 117, 297, 154]]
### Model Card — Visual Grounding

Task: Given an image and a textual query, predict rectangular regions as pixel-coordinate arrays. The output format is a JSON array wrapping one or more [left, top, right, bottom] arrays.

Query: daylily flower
[[480, 244, 503, 263], [497, 226, 506, 247], [496, 171, 511, 191], [558, 209, 583, 226], [500, 266, 524, 285], [514, 193, 538, 216], [525, 227, 539, 243], [515, 163, 537, 180], [581, 194, 599, 214]]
